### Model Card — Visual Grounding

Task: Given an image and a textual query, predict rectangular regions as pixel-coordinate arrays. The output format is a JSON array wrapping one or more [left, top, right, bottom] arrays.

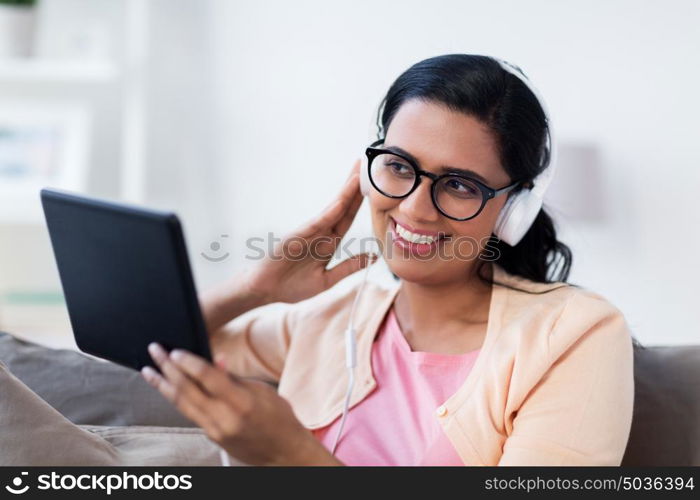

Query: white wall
[[205, 0, 700, 346], [141, 0, 223, 287], [2, 0, 697, 348]]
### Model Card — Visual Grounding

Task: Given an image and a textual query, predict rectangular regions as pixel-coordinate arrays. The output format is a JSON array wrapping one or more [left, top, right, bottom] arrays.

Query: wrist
[[235, 267, 274, 308], [224, 268, 272, 310]]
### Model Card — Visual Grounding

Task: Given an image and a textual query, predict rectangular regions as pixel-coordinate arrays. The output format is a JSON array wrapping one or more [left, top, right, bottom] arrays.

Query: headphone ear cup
[[493, 192, 519, 243], [493, 191, 543, 246], [360, 154, 370, 197]]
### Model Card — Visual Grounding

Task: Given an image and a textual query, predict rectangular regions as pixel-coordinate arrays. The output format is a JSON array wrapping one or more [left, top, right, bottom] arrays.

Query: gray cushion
[[0, 358, 241, 465], [80, 425, 237, 466], [0, 331, 194, 428], [0, 357, 120, 465], [622, 344, 700, 465]]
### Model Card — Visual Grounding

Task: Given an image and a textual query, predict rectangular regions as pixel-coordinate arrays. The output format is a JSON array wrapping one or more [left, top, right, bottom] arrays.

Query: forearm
[[200, 269, 270, 335], [296, 440, 345, 466]]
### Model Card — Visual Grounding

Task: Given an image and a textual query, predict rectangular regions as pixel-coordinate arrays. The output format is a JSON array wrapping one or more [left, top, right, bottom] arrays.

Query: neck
[[392, 262, 494, 351]]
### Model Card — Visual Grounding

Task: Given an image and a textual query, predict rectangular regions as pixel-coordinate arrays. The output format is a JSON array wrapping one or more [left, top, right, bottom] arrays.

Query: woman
[[142, 54, 635, 466]]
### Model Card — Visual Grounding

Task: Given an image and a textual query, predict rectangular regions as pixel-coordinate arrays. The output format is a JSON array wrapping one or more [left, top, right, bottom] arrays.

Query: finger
[[143, 365, 233, 440], [147, 343, 216, 411], [324, 252, 378, 288], [333, 187, 364, 237], [169, 349, 251, 412], [214, 353, 228, 371], [330, 159, 364, 236], [213, 353, 245, 378], [296, 168, 361, 239], [349, 157, 361, 177], [141, 364, 215, 429], [146, 346, 246, 441], [171, 348, 245, 386]]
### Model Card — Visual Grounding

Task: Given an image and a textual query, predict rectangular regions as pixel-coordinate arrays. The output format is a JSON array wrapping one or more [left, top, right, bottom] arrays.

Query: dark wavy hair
[[375, 54, 574, 293]]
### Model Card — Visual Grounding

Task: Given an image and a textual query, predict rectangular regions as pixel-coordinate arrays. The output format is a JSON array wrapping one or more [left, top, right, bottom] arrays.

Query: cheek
[[449, 197, 507, 238], [481, 196, 507, 227], [369, 193, 398, 221], [369, 195, 400, 246]]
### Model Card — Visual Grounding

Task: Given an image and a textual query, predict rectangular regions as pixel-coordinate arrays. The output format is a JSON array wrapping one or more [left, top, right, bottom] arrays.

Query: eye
[[386, 161, 413, 178], [443, 178, 480, 198]]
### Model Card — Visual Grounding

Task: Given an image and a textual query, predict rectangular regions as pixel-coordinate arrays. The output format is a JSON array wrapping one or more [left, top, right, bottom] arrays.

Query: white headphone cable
[[219, 447, 231, 466], [330, 251, 375, 455], [219, 251, 376, 463]]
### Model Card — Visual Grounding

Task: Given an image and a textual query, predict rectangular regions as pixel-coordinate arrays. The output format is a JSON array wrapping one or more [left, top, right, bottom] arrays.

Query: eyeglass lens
[[369, 152, 484, 220]]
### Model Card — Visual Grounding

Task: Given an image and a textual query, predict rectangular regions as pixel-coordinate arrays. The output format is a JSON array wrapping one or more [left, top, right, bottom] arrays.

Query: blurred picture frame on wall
[[0, 0, 38, 59], [0, 100, 91, 223]]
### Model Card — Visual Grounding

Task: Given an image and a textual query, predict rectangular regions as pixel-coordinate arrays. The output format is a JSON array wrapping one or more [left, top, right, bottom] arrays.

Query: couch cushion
[[0, 358, 243, 465], [0, 358, 120, 465], [0, 331, 194, 428], [622, 345, 700, 465], [4, 331, 699, 465], [81, 425, 245, 466]]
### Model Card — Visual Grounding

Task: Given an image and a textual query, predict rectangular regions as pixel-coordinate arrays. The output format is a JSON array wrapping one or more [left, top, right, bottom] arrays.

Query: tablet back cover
[[41, 189, 211, 371]]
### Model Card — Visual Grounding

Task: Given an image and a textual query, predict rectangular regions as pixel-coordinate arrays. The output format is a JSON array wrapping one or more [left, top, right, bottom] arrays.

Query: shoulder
[[493, 264, 632, 361], [548, 287, 632, 360], [493, 262, 625, 322]]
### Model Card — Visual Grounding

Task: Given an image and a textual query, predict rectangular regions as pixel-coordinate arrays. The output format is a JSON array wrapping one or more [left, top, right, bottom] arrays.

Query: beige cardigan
[[214, 263, 635, 466]]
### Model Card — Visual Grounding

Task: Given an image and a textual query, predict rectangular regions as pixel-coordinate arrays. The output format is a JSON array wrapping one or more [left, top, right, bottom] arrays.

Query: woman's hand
[[246, 159, 376, 304], [142, 343, 343, 466], [201, 159, 377, 333]]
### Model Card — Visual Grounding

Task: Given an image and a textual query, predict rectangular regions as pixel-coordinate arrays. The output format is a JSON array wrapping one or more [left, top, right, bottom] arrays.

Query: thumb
[[352, 157, 361, 176], [214, 353, 228, 371], [347, 158, 361, 179], [324, 252, 378, 288]]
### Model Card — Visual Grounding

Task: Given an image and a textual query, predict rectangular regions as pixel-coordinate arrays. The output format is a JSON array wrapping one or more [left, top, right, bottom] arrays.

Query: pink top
[[223, 265, 635, 465], [312, 306, 481, 466]]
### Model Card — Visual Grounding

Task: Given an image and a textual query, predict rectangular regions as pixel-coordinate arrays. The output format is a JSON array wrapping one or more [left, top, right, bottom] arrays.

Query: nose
[[398, 178, 440, 223]]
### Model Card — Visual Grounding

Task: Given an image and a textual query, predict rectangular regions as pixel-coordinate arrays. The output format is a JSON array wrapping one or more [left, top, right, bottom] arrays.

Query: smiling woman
[[0, 53, 635, 467], [173, 54, 635, 466]]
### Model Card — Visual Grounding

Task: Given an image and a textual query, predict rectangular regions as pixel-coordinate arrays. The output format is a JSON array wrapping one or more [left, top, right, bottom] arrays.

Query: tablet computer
[[41, 188, 212, 372]]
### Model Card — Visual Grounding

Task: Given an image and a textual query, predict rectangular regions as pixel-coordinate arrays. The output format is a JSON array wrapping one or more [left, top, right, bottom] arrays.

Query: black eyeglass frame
[[365, 139, 523, 221]]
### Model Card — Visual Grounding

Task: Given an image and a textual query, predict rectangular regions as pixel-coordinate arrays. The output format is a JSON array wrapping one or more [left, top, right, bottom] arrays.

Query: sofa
[[0, 332, 236, 466], [0, 331, 698, 465]]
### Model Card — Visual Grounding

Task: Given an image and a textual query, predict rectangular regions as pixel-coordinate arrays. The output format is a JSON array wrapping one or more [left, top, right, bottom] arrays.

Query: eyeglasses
[[365, 139, 522, 221]]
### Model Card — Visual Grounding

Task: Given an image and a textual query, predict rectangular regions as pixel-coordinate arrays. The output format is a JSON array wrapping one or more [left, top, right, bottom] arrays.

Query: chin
[[385, 257, 455, 286]]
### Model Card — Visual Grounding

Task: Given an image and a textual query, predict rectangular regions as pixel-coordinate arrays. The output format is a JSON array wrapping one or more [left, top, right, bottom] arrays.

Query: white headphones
[[359, 56, 556, 247]]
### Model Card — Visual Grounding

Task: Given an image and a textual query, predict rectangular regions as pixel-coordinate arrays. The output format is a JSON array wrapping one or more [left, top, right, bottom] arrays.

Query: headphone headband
[[492, 57, 557, 197], [490, 57, 557, 246]]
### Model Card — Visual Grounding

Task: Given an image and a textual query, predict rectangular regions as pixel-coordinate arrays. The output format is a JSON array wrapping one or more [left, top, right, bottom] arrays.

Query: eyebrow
[[382, 144, 490, 185]]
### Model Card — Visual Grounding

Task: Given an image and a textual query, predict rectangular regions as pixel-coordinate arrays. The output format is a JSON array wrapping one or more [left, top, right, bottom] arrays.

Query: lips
[[389, 217, 450, 256]]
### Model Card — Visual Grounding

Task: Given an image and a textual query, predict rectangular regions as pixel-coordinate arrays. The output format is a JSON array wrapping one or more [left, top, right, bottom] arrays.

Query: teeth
[[395, 222, 437, 244]]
